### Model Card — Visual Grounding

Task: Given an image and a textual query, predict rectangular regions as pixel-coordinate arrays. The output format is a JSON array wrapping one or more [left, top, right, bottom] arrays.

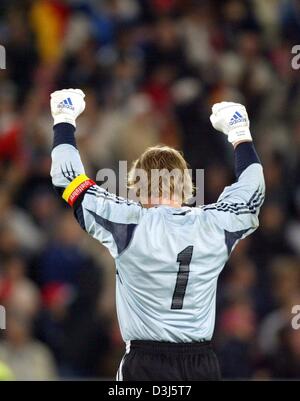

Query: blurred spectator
[[217, 298, 257, 379], [258, 258, 300, 356], [0, 311, 57, 380], [267, 325, 300, 379], [37, 211, 92, 286], [0, 255, 40, 318]]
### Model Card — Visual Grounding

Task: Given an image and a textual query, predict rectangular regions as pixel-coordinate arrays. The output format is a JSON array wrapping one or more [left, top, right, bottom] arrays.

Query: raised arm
[[50, 89, 91, 196], [50, 89, 143, 258], [203, 102, 265, 251]]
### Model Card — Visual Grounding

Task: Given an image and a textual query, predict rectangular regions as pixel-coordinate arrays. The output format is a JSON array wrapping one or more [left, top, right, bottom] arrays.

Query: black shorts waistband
[[129, 340, 211, 354]]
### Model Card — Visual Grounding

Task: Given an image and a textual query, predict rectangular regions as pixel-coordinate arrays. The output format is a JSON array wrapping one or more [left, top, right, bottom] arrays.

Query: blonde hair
[[128, 145, 194, 205]]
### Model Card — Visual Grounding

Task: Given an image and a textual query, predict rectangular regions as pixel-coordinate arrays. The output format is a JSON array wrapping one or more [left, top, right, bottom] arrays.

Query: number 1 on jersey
[[171, 246, 194, 310]]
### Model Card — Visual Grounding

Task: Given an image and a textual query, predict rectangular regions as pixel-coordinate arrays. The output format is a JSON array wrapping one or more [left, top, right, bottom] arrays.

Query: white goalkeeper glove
[[210, 101, 252, 145], [50, 88, 86, 127]]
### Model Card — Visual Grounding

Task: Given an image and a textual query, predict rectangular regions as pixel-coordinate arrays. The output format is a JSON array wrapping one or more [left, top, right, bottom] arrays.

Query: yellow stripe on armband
[[62, 174, 95, 206]]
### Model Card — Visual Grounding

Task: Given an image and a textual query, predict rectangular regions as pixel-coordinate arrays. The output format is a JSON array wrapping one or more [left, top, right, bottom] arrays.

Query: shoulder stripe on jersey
[[202, 188, 264, 215], [86, 209, 137, 255], [85, 185, 142, 207], [70, 184, 142, 208], [207, 192, 264, 214]]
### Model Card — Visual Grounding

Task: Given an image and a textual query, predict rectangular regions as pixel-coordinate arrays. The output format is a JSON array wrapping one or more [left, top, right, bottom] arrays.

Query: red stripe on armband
[[68, 179, 95, 206]]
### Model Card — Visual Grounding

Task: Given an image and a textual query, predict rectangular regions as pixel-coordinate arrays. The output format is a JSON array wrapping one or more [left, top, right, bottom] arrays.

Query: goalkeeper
[[50, 89, 265, 381]]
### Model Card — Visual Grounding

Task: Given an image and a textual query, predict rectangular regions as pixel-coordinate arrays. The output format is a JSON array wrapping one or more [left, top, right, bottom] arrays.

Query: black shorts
[[117, 340, 221, 381]]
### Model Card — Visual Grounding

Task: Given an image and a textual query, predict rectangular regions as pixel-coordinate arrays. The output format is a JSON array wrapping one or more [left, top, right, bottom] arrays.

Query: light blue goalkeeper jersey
[[51, 142, 265, 343]]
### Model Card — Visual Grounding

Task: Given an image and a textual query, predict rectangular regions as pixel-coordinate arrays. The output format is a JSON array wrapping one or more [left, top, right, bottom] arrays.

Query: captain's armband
[[62, 174, 95, 206]]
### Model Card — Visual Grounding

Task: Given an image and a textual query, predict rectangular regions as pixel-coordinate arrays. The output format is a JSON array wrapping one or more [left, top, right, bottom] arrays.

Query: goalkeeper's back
[[82, 162, 264, 343], [51, 137, 264, 343], [115, 203, 233, 343]]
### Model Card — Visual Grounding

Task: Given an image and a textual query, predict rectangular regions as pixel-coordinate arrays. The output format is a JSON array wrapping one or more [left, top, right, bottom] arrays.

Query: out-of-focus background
[[0, 0, 300, 380]]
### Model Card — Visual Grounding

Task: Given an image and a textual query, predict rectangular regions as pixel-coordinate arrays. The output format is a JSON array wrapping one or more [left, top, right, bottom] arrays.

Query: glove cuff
[[53, 114, 76, 128], [227, 128, 252, 145]]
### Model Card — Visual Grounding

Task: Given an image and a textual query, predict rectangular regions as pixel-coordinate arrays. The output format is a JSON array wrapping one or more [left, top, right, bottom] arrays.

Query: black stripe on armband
[[53, 123, 77, 149], [234, 142, 261, 179]]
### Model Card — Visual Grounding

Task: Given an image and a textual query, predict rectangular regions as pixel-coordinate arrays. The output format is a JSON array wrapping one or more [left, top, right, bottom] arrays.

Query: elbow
[[258, 169, 266, 206], [252, 165, 265, 201], [252, 215, 260, 230]]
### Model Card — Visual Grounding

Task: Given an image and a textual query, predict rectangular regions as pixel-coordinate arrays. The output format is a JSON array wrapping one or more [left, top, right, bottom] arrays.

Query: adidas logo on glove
[[58, 97, 75, 111], [229, 111, 247, 126]]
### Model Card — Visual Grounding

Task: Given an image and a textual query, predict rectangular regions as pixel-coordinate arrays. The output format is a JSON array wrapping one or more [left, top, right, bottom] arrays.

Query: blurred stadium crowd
[[0, 0, 300, 380]]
